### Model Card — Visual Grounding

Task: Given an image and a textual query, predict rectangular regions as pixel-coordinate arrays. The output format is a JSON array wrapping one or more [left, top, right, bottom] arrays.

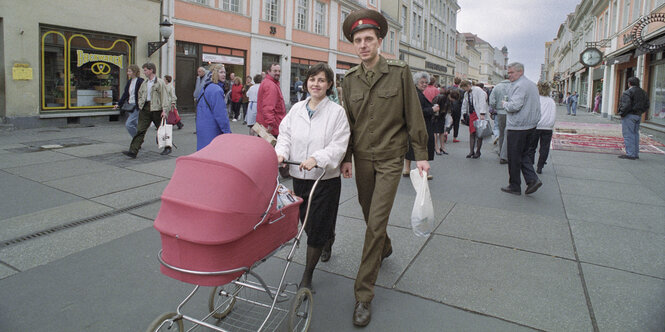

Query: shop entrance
[[176, 57, 196, 112]]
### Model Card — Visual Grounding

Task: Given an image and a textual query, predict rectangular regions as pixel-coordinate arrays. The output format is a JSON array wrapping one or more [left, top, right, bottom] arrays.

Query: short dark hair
[[454, 77, 461, 85], [164, 75, 172, 83], [142, 62, 157, 74], [449, 90, 460, 100], [627, 77, 640, 86], [303, 63, 335, 96], [268, 63, 280, 71], [253, 74, 263, 84]]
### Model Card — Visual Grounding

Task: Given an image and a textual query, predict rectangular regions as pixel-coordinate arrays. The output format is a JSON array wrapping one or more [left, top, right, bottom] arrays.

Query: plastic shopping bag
[[157, 118, 173, 149], [410, 169, 434, 237], [473, 119, 493, 138]]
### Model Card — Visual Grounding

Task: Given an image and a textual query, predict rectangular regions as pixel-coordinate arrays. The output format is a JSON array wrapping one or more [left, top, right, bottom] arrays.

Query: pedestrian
[[245, 74, 262, 135], [164, 75, 184, 130], [340, 9, 430, 327], [489, 76, 510, 164], [565, 92, 572, 114], [274, 63, 350, 291], [533, 82, 556, 174], [558, 91, 564, 105], [256, 63, 286, 137], [404, 71, 437, 179], [618, 77, 649, 160], [432, 90, 450, 155], [193, 66, 206, 104], [121, 62, 172, 158], [230, 77, 243, 122], [196, 64, 231, 151], [114, 64, 143, 138], [460, 80, 488, 158], [570, 91, 578, 116], [241, 75, 252, 123], [423, 76, 439, 103], [294, 76, 303, 102], [449, 77, 463, 142], [500, 62, 542, 195], [593, 91, 602, 113]]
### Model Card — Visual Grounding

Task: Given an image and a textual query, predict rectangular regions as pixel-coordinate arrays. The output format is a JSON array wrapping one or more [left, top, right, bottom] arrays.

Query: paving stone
[[0, 150, 75, 169], [129, 201, 162, 221], [0, 213, 152, 272], [435, 203, 574, 259], [0, 171, 81, 220], [276, 216, 429, 289], [43, 168, 165, 198], [554, 164, 639, 184], [91, 180, 169, 209], [0, 263, 17, 279], [0, 200, 114, 243], [582, 263, 665, 331], [571, 219, 665, 278], [86, 150, 176, 168], [56, 142, 126, 157], [562, 194, 665, 234], [4, 158, 116, 182], [558, 177, 665, 206], [396, 236, 591, 331], [125, 159, 177, 178]]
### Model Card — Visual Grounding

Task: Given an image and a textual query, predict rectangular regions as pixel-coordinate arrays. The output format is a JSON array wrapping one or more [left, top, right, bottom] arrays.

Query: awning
[[605, 52, 633, 65], [634, 33, 665, 57]]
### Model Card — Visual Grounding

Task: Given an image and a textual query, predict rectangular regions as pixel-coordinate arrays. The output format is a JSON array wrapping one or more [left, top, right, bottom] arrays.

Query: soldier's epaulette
[[346, 65, 360, 74], [386, 59, 406, 67]]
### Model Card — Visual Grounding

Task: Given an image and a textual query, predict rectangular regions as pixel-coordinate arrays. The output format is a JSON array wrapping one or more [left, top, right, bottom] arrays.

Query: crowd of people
[[112, 7, 651, 329]]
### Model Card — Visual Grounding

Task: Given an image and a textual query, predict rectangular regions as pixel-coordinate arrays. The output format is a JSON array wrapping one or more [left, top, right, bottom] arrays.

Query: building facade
[[544, 0, 665, 130], [460, 33, 508, 85], [0, 0, 163, 128], [387, 0, 459, 86]]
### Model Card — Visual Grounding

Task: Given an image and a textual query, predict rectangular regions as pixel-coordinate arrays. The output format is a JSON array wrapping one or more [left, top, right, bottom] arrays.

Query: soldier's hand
[[341, 162, 353, 178], [416, 160, 430, 177]]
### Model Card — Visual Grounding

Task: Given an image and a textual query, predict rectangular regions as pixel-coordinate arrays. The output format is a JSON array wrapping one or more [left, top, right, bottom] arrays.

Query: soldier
[[340, 9, 430, 327]]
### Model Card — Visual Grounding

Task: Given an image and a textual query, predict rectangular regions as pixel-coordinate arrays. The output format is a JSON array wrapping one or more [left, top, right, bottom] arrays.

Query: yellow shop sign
[[76, 50, 123, 68]]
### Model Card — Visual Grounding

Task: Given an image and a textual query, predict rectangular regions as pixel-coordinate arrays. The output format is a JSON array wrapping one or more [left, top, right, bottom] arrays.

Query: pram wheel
[[146, 312, 183, 332], [287, 287, 313, 332], [208, 284, 239, 319]]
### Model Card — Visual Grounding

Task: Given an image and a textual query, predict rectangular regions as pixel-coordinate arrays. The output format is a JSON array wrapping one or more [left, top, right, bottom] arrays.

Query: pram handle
[[282, 159, 320, 168]]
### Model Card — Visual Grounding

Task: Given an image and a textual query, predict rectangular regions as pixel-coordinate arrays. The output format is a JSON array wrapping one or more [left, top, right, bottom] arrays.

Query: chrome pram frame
[[148, 161, 325, 332]]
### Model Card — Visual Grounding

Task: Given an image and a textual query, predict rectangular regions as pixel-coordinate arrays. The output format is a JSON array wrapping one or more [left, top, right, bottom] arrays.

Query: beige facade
[[388, 0, 459, 86], [461, 33, 507, 84], [0, 0, 162, 128]]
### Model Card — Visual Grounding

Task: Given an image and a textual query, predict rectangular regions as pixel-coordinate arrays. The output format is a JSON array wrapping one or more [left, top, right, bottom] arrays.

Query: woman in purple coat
[[196, 64, 232, 150]]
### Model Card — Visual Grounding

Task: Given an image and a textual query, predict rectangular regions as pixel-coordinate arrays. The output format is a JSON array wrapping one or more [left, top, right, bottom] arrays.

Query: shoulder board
[[346, 65, 360, 74], [386, 59, 406, 67]]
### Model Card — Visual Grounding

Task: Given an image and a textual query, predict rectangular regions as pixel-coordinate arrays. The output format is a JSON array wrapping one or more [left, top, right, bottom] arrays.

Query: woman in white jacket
[[533, 82, 556, 174], [274, 63, 350, 291]]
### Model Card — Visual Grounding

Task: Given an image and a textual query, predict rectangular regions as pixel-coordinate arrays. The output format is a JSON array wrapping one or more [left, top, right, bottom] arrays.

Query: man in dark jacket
[[618, 77, 649, 160]]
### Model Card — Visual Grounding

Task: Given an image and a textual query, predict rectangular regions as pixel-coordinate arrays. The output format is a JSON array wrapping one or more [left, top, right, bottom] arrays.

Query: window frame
[[264, 0, 281, 24]]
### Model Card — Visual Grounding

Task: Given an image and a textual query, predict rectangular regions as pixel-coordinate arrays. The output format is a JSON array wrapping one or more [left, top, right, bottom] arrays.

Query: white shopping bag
[[157, 118, 173, 149], [410, 169, 434, 237]]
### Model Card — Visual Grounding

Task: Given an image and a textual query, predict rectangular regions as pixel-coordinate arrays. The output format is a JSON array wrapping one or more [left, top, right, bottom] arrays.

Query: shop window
[[41, 27, 132, 112], [649, 62, 665, 125]]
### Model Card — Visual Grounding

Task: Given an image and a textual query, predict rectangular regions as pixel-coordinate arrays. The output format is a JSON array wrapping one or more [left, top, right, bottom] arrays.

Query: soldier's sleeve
[[401, 65, 429, 161], [342, 78, 354, 163]]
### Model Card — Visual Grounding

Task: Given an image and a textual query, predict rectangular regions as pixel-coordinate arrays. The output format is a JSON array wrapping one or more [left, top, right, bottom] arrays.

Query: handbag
[[409, 169, 434, 237], [473, 119, 493, 138], [120, 103, 136, 115], [461, 91, 475, 126], [461, 113, 469, 126], [157, 118, 173, 149]]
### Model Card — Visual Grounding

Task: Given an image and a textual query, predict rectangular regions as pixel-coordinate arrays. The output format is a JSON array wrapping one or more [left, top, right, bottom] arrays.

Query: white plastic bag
[[410, 169, 434, 237], [157, 118, 173, 149], [473, 119, 493, 138]]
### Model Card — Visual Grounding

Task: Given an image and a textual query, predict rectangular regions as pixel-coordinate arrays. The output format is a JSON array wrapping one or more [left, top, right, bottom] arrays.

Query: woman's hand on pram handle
[[277, 155, 287, 168], [299, 157, 317, 171]]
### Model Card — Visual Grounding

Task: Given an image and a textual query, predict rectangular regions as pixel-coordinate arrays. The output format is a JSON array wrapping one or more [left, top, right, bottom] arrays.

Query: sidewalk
[[0, 107, 663, 331]]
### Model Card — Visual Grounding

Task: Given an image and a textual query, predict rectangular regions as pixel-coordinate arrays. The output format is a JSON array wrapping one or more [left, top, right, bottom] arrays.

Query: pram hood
[[154, 134, 279, 245]]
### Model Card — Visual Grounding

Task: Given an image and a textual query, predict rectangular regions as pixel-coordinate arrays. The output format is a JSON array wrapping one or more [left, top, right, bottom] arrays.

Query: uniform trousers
[[129, 102, 163, 154], [506, 127, 539, 191], [353, 156, 402, 303]]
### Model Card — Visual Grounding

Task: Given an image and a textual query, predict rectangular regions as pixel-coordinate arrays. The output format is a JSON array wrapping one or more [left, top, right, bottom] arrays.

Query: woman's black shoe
[[442, 150, 448, 155], [466, 152, 474, 158], [472, 152, 481, 159]]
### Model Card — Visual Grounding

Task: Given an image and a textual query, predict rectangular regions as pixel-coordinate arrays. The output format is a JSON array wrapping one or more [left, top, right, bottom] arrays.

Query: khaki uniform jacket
[[138, 77, 171, 115], [341, 56, 429, 162]]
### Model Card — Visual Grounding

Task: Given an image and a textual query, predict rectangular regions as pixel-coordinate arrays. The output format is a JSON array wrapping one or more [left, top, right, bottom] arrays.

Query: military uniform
[[342, 55, 428, 303]]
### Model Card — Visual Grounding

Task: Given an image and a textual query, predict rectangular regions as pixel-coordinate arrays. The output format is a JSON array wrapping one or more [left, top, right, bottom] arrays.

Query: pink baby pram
[[149, 134, 323, 332]]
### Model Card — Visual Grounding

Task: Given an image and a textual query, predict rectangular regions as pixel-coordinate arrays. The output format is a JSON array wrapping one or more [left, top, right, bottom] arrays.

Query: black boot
[[176, 121, 184, 130], [300, 246, 322, 291]]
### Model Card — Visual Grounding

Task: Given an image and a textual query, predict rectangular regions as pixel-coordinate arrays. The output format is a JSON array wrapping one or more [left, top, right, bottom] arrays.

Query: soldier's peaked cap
[[342, 9, 388, 42]]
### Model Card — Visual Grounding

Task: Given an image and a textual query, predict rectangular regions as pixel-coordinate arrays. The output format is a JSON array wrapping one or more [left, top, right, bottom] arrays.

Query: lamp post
[[148, 18, 173, 57]]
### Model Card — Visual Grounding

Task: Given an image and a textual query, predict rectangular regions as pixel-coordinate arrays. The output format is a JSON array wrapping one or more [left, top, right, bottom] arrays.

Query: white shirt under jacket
[[275, 97, 350, 180]]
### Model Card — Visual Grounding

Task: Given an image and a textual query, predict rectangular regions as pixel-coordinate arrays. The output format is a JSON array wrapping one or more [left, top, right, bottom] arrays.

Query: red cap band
[[351, 18, 380, 32]]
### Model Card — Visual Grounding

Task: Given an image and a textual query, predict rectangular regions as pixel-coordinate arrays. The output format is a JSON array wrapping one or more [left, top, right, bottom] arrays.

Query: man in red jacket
[[257, 63, 286, 137]]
